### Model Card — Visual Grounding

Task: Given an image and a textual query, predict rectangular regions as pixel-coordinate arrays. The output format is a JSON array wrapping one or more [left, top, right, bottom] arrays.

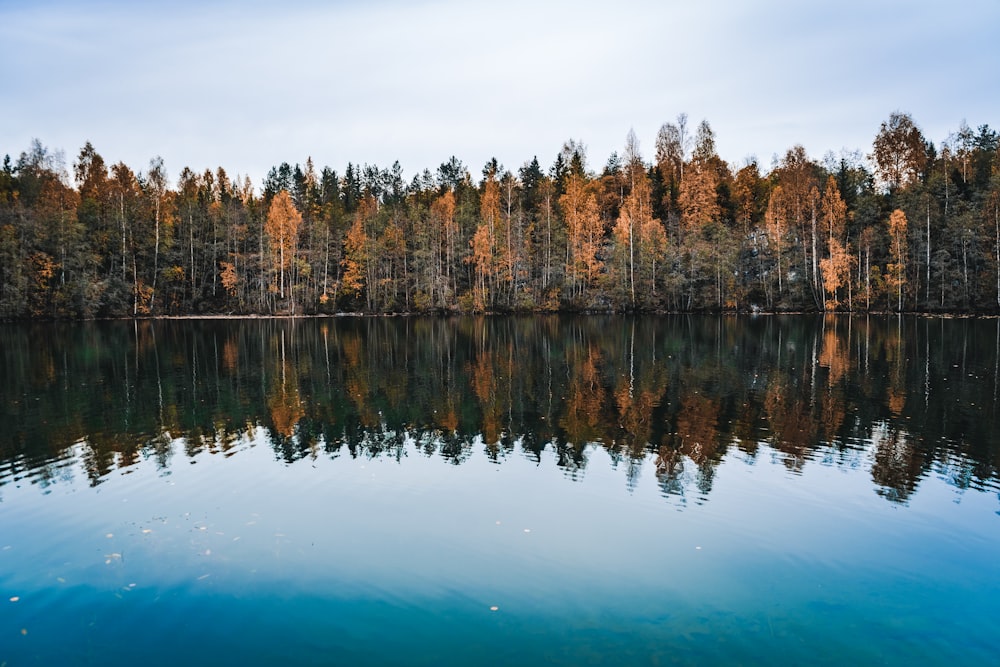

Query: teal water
[[1, 316, 999, 665]]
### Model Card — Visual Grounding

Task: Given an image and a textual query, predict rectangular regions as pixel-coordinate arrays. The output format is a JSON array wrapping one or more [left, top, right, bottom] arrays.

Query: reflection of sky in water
[[2, 427, 999, 664], [2, 317, 1000, 664]]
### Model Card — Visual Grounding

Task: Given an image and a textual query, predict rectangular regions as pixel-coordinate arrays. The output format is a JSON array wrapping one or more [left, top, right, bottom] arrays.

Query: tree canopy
[[2, 112, 999, 318]]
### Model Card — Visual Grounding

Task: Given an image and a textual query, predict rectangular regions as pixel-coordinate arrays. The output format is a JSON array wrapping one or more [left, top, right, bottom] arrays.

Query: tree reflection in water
[[1, 315, 998, 503]]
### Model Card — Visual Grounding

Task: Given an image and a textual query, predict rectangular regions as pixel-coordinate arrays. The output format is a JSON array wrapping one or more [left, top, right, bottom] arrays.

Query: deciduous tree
[[871, 112, 927, 193], [561, 171, 602, 301], [887, 209, 908, 311], [265, 190, 302, 303]]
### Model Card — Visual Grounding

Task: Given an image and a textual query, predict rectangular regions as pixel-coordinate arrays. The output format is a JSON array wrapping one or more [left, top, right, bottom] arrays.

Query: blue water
[[2, 316, 999, 664], [2, 432, 998, 665]]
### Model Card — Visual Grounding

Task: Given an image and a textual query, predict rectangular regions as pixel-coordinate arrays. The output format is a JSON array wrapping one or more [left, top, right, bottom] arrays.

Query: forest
[[2, 112, 999, 318]]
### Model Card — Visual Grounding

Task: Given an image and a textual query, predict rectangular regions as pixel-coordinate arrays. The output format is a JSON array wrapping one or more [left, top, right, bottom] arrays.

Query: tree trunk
[[995, 199, 999, 309], [279, 228, 285, 299], [926, 199, 931, 305], [151, 198, 160, 313], [120, 194, 126, 284], [629, 220, 635, 308], [189, 213, 195, 304]]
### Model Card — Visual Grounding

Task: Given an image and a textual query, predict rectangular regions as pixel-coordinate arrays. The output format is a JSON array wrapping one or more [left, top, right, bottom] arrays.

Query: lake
[[1, 315, 998, 665]]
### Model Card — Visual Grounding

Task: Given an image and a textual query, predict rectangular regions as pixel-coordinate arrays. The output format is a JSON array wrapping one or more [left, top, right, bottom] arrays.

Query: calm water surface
[[1, 315, 999, 665]]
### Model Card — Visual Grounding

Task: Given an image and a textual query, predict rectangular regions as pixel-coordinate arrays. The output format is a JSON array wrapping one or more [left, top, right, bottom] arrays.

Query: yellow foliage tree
[[887, 209, 908, 311], [220, 260, 239, 298], [614, 168, 664, 307], [430, 189, 458, 296], [341, 213, 367, 299], [479, 167, 501, 301], [818, 176, 850, 309], [819, 237, 852, 310], [560, 172, 603, 299], [468, 223, 492, 311], [678, 163, 720, 235], [765, 185, 788, 299], [265, 190, 302, 299]]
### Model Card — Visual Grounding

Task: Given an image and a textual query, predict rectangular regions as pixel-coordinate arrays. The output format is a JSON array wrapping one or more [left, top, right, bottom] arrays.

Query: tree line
[[2, 112, 999, 318]]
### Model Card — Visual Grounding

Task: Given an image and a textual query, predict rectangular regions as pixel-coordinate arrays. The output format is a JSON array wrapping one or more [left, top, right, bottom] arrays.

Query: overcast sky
[[3, 0, 998, 188]]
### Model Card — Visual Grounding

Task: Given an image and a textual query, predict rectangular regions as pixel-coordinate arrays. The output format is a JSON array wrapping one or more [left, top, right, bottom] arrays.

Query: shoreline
[[4, 310, 999, 323]]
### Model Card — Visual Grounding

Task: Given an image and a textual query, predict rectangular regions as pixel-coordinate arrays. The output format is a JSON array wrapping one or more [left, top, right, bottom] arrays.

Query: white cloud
[[2, 0, 998, 188]]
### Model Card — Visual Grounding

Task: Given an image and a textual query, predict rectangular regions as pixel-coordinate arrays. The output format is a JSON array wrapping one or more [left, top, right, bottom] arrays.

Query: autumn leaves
[[4, 111, 999, 317]]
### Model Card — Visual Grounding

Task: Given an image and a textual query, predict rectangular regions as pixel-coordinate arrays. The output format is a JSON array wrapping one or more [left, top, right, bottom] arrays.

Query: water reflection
[[2, 315, 999, 503]]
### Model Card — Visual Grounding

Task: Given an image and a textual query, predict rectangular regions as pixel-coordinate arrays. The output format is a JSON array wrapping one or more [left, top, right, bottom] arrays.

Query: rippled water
[[1, 315, 999, 665]]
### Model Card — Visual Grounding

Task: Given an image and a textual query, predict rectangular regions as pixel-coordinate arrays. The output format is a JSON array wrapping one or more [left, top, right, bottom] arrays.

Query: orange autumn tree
[[818, 176, 851, 310], [468, 223, 492, 312], [770, 146, 822, 306], [887, 209, 908, 311], [560, 171, 603, 301], [429, 189, 458, 302], [220, 260, 239, 297], [820, 238, 852, 310], [676, 121, 735, 309], [677, 160, 722, 307], [265, 190, 302, 301], [469, 164, 502, 310], [764, 185, 789, 304], [341, 195, 377, 308]]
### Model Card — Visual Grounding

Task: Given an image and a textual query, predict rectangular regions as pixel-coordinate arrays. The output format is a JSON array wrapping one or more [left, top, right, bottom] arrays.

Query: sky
[[3, 0, 999, 189]]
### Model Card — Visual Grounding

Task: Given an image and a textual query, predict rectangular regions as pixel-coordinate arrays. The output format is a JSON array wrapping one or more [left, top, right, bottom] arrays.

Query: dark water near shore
[[1, 315, 999, 665]]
